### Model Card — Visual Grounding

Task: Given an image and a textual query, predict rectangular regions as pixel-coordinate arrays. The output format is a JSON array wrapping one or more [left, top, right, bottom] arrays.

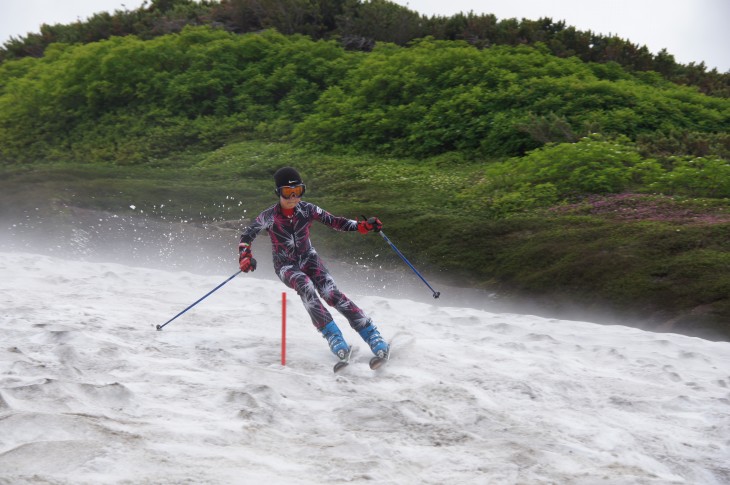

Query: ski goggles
[[277, 184, 306, 199]]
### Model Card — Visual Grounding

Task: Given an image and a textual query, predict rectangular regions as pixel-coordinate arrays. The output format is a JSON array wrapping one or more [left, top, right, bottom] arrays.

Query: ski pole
[[379, 231, 440, 299], [156, 269, 243, 331]]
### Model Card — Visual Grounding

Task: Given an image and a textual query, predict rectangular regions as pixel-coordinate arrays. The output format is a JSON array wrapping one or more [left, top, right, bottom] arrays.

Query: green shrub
[[648, 156, 730, 197], [458, 136, 665, 216]]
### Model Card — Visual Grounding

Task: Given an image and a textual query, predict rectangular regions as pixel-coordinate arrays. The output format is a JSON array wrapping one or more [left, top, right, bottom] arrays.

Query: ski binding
[[333, 346, 355, 373], [369, 347, 391, 370]]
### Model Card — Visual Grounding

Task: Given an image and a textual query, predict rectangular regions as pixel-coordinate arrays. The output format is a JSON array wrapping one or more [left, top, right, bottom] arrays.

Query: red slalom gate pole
[[281, 292, 286, 366]]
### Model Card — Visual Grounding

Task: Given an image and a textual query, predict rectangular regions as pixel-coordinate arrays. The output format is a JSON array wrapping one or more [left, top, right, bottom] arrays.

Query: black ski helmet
[[274, 167, 303, 188]]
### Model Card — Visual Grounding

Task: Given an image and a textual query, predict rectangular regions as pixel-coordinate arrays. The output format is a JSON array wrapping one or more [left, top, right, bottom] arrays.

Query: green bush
[[648, 156, 730, 197], [0, 27, 352, 163], [458, 136, 664, 216], [2, 29, 728, 164], [295, 40, 729, 158]]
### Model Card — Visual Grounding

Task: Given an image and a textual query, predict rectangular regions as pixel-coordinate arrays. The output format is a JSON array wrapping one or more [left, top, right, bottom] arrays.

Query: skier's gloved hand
[[239, 243, 257, 272], [357, 216, 383, 234]]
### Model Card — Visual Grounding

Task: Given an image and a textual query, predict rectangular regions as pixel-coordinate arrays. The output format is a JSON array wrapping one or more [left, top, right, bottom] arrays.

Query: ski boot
[[321, 321, 350, 360], [358, 323, 389, 359]]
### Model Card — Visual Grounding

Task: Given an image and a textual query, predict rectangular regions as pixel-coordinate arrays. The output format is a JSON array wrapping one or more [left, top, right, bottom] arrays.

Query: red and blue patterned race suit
[[240, 201, 372, 331]]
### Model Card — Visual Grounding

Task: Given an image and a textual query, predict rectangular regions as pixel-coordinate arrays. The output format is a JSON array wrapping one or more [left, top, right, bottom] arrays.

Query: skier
[[238, 167, 389, 362]]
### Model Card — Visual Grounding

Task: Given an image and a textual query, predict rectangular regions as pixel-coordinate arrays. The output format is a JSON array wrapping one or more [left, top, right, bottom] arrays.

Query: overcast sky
[[1, 0, 728, 72]]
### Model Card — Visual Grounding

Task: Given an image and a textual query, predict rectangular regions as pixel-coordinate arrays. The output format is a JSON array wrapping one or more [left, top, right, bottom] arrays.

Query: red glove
[[238, 243, 256, 272], [357, 216, 383, 234]]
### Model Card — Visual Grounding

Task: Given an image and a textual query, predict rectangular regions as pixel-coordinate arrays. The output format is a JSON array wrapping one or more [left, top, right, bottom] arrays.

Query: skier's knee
[[297, 279, 317, 298], [322, 288, 345, 307]]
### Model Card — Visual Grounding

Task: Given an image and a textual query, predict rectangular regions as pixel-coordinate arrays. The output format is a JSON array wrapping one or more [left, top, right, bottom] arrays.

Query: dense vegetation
[[2, 0, 728, 97], [1, 28, 727, 165], [0, 14, 728, 339]]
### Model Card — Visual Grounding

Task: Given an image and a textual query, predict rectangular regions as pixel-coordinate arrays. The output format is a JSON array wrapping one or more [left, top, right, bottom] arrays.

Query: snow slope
[[1, 251, 729, 484]]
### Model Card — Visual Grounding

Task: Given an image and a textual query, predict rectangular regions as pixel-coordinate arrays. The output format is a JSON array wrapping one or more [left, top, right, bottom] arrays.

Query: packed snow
[[1, 249, 729, 484]]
